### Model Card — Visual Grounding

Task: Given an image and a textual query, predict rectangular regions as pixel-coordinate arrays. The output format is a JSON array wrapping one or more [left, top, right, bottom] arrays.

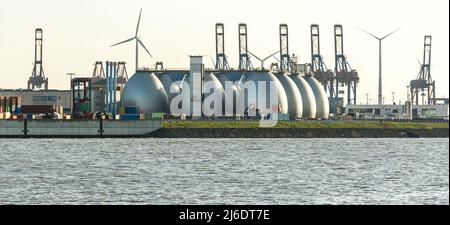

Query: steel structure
[[334, 24, 359, 106], [71, 77, 92, 118], [238, 23, 253, 70], [116, 62, 128, 88], [92, 61, 105, 79], [28, 28, 48, 90], [279, 24, 291, 72], [90, 61, 128, 114], [310, 24, 334, 97], [410, 35, 435, 105], [105, 61, 120, 114], [215, 23, 229, 70], [155, 61, 164, 71]]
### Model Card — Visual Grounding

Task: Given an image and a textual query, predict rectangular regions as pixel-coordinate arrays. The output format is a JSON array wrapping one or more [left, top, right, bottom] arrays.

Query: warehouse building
[[0, 89, 70, 113], [345, 104, 449, 120]]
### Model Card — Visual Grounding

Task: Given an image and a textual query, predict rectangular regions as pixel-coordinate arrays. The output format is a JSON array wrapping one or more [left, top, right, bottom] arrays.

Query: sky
[[0, 0, 448, 104]]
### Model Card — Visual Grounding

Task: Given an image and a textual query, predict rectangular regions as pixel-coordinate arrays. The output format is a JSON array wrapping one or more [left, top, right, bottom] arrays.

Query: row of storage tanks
[[122, 70, 329, 119]]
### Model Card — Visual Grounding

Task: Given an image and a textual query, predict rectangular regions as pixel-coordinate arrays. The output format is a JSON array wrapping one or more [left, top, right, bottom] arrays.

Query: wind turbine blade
[[381, 26, 402, 40], [357, 27, 381, 40], [209, 54, 216, 67], [136, 8, 142, 37], [137, 38, 152, 57], [415, 56, 422, 66], [271, 55, 280, 63], [111, 37, 135, 47], [247, 50, 262, 61], [237, 75, 245, 86], [263, 50, 281, 61]]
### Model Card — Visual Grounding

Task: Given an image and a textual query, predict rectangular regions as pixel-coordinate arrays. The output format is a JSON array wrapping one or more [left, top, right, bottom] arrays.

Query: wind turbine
[[111, 8, 152, 72], [247, 49, 281, 69], [358, 26, 401, 105]]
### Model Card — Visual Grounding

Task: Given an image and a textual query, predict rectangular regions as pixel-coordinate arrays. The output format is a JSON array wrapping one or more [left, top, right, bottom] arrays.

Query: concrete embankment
[[150, 128, 449, 138], [0, 120, 162, 138], [1, 120, 447, 138]]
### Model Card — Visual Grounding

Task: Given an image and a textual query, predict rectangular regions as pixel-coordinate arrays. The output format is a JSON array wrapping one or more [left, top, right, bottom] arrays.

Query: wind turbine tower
[[359, 26, 401, 105]]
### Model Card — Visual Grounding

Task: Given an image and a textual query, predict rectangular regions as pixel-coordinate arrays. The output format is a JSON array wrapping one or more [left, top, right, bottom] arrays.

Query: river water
[[0, 138, 448, 204]]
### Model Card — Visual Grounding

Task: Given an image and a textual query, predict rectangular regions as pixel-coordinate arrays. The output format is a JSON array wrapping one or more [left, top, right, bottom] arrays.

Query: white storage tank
[[275, 72, 303, 119], [217, 72, 242, 116], [244, 71, 288, 116], [304, 75, 329, 119], [156, 72, 180, 104], [193, 72, 224, 117], [291, 74, 316, 118]]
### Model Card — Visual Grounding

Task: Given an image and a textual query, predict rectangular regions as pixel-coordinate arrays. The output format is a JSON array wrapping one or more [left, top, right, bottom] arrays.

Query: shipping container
[[21, 105, 54, 114], [151, 112, 164, 120], [125, 106, 138, 114], [120, 114, 139, 120], [78, 103, 91, 111]]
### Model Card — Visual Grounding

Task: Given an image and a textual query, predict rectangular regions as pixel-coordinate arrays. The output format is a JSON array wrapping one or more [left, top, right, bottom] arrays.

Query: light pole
[[366, 93, 369, 105], [406, 85, 411, 102], [66, 73, 75, 115], [391, 91, 395, 105]]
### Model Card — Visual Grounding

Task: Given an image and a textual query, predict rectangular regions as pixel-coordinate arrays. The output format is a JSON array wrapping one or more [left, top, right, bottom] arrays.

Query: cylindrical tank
[[291, 74, 316, 118], [304, 76, 329, 119], [198, 72, 224, 117], [275, 72, 303, 119], [122, 71, 169, 115], [244, 71, 288, 116], [217, 72, 232, 89], [156, 72, 180, 104], [217, 72, 243, 116], [203, 73, 224, 98]]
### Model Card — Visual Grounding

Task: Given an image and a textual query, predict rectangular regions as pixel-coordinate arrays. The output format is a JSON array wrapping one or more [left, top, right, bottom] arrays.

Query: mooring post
[[23, 119, 28, 137], [99, 117, 103, 136]]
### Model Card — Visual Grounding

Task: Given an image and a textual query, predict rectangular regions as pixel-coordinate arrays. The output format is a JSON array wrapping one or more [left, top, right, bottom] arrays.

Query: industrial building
[[0, 89, 70, 112], [345, 104, 449, 120], [0, 28, 70, 118], [346, 34, 449, 121]]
